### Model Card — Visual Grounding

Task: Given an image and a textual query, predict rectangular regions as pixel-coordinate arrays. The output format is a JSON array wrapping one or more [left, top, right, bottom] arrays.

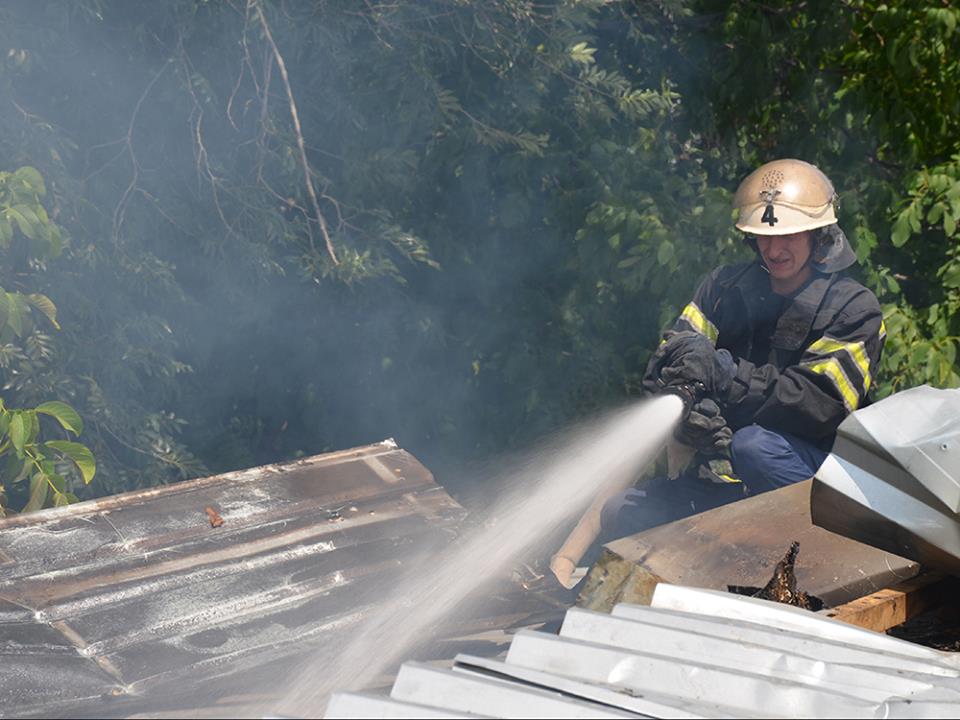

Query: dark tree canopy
[[0, 0, 956, 508]]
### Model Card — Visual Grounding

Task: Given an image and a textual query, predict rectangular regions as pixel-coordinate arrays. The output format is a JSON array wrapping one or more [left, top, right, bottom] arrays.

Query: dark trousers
[[599, 424, 829, 543]]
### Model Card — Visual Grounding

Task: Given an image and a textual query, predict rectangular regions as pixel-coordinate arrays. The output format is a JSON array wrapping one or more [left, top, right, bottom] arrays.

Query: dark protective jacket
[[663, 260, 886, 448]]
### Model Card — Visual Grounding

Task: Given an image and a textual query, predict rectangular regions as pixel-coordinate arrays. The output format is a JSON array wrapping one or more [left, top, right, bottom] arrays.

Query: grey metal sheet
[[0, 440, 467, 718]]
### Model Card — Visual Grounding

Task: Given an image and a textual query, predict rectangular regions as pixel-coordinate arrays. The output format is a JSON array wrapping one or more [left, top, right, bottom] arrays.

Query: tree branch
[[252, 0, 339, 265]]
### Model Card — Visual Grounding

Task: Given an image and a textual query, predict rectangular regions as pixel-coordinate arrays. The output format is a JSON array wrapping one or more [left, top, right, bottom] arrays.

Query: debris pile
[[730, 541, 823, 611]]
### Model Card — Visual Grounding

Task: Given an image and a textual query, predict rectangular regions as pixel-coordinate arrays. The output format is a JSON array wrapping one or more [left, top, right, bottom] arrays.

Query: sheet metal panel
[[453, 654, 709, 719], [330, 584, 960, 719], [810, 386, 960, 575], [504, 629, 880, 718], [559, 607, 959, 704], [650, 584, 944, 660], [609, 603, 958, 677], [0, 440, 466, 719], [389, 662, 636, 718], [325, 691, 483, 718]]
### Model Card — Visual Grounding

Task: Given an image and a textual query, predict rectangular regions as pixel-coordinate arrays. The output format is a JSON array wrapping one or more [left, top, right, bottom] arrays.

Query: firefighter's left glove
[[657, 332, 736, 400], [675, 398, 733, 456]]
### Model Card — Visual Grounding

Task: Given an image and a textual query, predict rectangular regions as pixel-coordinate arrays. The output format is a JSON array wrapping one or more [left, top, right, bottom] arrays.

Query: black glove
[[675, 397, 733, 455], [642, 330, 699, 395], [654, 331, 736, 400]]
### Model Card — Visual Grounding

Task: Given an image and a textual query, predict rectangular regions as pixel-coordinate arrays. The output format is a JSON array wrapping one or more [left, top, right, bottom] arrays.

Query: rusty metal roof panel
[[0, 439, 465, 718]]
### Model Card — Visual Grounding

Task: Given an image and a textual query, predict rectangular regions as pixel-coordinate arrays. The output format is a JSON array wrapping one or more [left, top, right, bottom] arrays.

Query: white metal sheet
[[453, 654, 711, 719], [559, 607, 955, 703], [390, 662, 637, 718], [505, 629, 881, 718], [325, 691, 484, 718], [610, 603, 958, 678], [650, 584, 945, 661], [817, 452, 960, 563], [843, 385, 960, 514]]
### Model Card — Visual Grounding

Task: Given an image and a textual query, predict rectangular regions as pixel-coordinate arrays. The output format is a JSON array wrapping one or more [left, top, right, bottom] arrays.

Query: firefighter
[[602, 159, 886, 540]]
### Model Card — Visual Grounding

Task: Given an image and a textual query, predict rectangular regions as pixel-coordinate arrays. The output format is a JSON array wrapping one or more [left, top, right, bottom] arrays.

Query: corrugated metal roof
[[0, 439, 471, 718], [327, 583, 960, 718]]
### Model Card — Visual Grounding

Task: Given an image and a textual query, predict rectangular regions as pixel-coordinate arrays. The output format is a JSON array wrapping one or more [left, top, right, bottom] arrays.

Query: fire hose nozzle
[[660, 381, 705, 416]]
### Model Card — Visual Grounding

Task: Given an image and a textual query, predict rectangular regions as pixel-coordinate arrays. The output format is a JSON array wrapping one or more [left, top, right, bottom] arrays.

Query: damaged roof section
[[328, 584, 960, 718], [0, 439, 465, 718]]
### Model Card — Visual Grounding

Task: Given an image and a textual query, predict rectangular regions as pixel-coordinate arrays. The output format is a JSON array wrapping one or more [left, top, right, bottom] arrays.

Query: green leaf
[[45, 441, 96, 484], [943, 8, 957, 34], [27, 411, 39, 444], [5, 455, 30, 485], [26, 294, 59, 330], [657, 239, 674, 265], [944, 267, 960, 289], [36, 401, 83, 435], [5, 294, 22, 337], [569, 42, 597, 65], [9, 414, 26, 455], [7, 204, 40, 241], [0, 218, 12, 249], [47, 472, 65, 494], [23, 473, 47, 512], [13, 166, 45, 195], [945, 212, 957, 237], [891, 212, 912, 247]]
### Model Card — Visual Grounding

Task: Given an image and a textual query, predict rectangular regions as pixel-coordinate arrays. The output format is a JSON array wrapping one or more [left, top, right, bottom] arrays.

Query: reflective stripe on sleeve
[[806, 357, 860, 412], [879, 319, 887, 342], [678, 302, 719, 344], [713, 472, 742, 484], [807, 336, 872, 393]]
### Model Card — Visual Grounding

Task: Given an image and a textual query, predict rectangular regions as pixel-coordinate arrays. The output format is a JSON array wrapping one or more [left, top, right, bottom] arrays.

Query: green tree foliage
[[0, 0, 954, 502], [0, 165, 94, 515]]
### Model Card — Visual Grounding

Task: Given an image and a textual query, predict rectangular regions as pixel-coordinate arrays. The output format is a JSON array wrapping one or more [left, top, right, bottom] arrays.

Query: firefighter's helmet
[[734, 159, 855, 272]]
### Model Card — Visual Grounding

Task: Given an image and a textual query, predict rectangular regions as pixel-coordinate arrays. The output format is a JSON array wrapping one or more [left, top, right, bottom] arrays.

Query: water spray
[[273, 394, 687, 717], [549, 384, 701, 588]]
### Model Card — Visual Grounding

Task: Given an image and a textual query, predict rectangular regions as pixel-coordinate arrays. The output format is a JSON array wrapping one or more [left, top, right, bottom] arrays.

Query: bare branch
[[178, 34, 235, 237], [112, 65, 167, 244], [252, 0, 339, 265]]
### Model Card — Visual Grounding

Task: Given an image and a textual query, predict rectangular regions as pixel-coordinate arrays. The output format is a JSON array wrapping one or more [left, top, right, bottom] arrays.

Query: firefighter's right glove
[[675, 397, 733, 456], [655, 332, 736, 400]]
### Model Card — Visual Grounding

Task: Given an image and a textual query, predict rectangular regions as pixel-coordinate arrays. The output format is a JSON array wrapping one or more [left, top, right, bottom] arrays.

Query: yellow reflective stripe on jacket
[[879, 319, 887, 341], [807, 336, 872, 393], [806, 357, 860, 412], [679, 302, 719, 344], [714, 472, 742, 484]]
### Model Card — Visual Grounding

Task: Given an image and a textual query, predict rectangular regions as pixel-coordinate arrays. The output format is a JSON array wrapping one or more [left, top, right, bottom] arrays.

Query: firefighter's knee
[[730, 424, 769, 474], [730, 424, 820, 493]]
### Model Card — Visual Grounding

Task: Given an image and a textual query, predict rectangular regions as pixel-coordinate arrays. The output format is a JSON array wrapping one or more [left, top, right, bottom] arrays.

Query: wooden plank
[[577, 480, 920, 613], [820, 573, 952, 632]]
